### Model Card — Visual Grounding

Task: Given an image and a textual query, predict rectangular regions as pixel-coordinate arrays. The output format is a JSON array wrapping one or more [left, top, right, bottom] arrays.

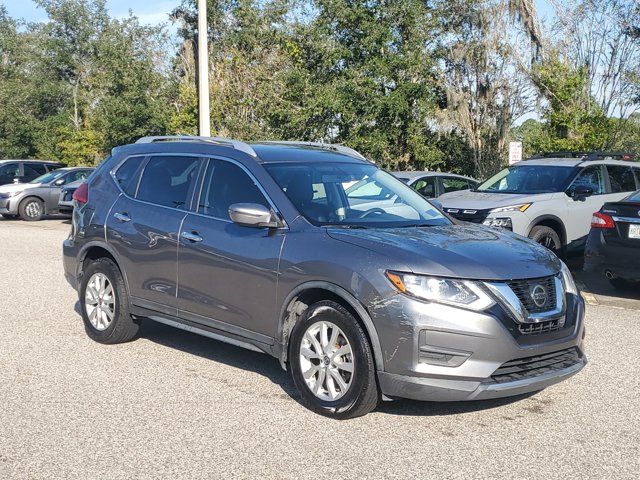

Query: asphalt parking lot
[[1, 217, 639, 479]]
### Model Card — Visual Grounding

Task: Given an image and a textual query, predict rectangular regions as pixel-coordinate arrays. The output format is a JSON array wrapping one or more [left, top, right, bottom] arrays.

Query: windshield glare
[[477, 165, 576, 194], [29, 170, 66, 184], [266, 163, 450, 228]]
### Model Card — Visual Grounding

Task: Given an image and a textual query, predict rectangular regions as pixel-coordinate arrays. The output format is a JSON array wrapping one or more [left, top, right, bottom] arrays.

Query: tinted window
[[607, 165, 636, 193], [22, 165, 44, 182], [0, 163, 20, 184], [626, 190, 640, 202], [27, 164, 48, 175], [441, 177, 469, 194], [115, 156, 145, 196], [198, 159, 269, 220], [477, 165, 575, 194], [571, 166, 605, 194], [137, 156, 200, 209], [412, 177, 437, 197]]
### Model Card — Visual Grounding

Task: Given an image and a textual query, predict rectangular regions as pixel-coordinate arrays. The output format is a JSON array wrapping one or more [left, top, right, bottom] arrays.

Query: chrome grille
[[491, 347, 581, 384], [518, 317, 565, 335], [507, 276, 557, 314]]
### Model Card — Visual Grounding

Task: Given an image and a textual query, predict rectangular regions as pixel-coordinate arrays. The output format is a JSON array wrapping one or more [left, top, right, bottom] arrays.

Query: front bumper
[[370, 290, 586, 402], [0, 197, 18, 215]]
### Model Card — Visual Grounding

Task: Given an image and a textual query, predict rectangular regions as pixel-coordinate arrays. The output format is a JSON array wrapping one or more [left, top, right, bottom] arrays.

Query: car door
[[177, 157, 285, 341], [46, 170, 92, 207], [564, 165, 608, 244], [105, 155, 201, 315]]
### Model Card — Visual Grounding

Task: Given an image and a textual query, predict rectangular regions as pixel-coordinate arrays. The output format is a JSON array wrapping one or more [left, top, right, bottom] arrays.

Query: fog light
[[483, 217, 512, 230]]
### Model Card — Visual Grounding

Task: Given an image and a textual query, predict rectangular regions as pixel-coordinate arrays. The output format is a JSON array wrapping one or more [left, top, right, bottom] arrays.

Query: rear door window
[[198, 159, 269, 220], [114, 156, 145, 197], [137, 156, 200, 209], [22, 164, 46, 182], [607, 165, 637, 193], [441, 177, 470, 194]]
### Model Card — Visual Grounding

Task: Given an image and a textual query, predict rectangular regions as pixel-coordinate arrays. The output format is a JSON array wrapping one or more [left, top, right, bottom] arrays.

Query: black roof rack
[[526, 151, 635, 161]]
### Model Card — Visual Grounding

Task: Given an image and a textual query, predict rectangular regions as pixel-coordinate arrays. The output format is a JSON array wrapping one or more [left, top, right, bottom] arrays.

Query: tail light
[[591, 212, 615, 229], [72, 183, 89, 204]]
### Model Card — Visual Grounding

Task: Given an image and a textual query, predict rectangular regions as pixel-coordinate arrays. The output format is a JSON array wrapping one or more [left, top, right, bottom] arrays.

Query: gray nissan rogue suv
[[63, 136, 586, 419]]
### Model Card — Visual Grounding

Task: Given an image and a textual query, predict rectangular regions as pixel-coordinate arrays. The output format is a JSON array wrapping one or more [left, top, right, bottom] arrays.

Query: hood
[[327, 223, 561, 281], [438, 189, 555, 210], [0, 183, 39, 193]]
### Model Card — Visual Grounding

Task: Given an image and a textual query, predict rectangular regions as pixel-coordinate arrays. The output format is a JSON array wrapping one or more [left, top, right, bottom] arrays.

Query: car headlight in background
[[489, 203, 532, 213], [0, 191, 22, 199], [560, 261, 578, 295], [483, 217, 512, 230], [386, 272, 495, 310]]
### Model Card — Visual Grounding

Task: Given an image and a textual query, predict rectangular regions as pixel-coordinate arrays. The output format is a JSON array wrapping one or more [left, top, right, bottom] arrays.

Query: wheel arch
[[528, 215, 567, 246], [276, 281, 385, 372], [77, 242, 131, 297]]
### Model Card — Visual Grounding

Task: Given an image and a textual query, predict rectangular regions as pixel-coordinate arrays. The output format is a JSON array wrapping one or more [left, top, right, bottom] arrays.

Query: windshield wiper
[[323, 224, 368, 229]]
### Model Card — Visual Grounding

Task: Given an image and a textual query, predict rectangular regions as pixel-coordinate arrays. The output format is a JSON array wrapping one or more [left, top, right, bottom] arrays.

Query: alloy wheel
[[25, 201, 42, 218], [85, 273, 115, 331], [299, 320, 354, 401]]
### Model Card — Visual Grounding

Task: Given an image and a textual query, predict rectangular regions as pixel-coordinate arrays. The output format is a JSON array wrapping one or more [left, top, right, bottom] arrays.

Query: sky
[[6, 0, 557, 26], [4, 0, 179, 26]]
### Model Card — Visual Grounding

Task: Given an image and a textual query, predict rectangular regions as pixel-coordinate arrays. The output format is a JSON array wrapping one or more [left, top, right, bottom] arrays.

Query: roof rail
[[135, 136, 257, 157], [583, 152, 636, 161], [527, 151, 589, 160], [259, 141, 368, 161]]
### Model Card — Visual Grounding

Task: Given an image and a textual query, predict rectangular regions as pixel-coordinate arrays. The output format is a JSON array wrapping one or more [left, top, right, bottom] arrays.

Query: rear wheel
[[289, 300, 379, 419], [80, 258, 139, 344], [529, 225, 562, 254], [19, 197, 44, 221]]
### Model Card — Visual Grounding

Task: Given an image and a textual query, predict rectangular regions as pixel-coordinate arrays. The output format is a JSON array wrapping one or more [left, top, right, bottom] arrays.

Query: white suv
[[438, 153, 640, 253]]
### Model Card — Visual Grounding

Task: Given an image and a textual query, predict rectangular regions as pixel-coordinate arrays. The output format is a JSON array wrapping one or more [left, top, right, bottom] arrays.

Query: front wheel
[[19, 197, 44, 221], [529, 225, 562, 254], [289, 300, 379, 419]]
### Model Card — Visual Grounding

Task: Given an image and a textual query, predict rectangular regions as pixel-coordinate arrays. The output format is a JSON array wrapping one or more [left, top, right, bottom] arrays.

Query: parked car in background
[[585, 189, 640, 289], [58, 179, 85, 214], [439, 152, 639, 255], [63, 136, 585, 419], [392, 171, 479, 198], [0, 167, 94, 220], [0, 159, 65, 186]]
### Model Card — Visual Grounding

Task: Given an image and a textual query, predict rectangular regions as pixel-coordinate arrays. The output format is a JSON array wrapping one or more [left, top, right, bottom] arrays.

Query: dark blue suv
[[63, 136, 586, 419]]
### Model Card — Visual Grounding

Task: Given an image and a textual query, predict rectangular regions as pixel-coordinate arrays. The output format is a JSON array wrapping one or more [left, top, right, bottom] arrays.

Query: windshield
[[29, 169, 66, 184], [477, 165, 576, 194], [266, 162, 450, 228]]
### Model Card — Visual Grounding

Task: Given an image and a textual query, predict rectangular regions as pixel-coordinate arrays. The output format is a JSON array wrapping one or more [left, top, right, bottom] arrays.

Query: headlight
[[386, 272, 495, 310], [489, 203, 532, 213], [560, 261, 578, 295], [0, 191, 21, 199]]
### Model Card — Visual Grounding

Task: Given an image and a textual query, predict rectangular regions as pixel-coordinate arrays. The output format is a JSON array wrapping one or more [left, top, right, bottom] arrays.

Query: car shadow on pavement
[[136, 319, 302, 401], [74, 302, 538, 416]]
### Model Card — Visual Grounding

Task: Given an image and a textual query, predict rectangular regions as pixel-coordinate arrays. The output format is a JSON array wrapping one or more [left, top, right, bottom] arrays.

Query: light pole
[[197, 0, 211, 137]]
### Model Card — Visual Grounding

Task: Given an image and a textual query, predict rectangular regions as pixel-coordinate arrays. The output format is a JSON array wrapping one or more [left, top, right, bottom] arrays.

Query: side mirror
[[53, 178, 66, 186], [13, 177, 24, 184], [568, 185, 594, 201], [229, 203, 281, 228]]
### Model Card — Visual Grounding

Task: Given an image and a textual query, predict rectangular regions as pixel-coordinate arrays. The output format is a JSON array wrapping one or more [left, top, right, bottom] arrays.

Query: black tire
[[289, 300, 379, 419], [18, 197, 44, 221], [79, 257, 139, 344], [529, 225, 562, 254]]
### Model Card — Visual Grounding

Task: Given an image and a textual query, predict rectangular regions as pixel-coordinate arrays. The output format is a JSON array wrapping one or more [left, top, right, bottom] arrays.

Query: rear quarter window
[[607, 165, 636, 193], [114, 156, 145, 197]]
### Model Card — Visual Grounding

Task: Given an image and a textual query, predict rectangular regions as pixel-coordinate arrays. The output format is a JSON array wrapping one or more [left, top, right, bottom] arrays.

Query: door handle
[[114, 212, 131, 223], [181, 231, 203, 243]]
